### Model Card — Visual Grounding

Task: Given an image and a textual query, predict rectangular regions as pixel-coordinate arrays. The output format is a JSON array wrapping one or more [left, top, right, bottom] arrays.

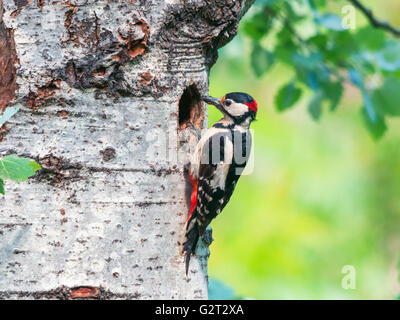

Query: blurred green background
[[207, 0, 400, 299]]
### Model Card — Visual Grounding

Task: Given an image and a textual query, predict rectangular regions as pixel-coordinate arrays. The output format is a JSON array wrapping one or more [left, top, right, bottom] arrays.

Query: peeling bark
[[0, 0, 253, 299]]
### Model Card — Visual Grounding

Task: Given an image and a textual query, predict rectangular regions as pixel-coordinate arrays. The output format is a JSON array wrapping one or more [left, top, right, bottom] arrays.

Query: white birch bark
[[0, 0, 253, 299]]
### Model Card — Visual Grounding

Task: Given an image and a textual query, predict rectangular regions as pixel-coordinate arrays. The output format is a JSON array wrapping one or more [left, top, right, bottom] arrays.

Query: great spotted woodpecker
[[183, 92, 258, 275]]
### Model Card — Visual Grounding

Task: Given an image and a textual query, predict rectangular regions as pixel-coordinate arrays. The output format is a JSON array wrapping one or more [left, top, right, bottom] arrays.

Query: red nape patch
[[187, 171, 198, 222], [245, 100, 258, 113]]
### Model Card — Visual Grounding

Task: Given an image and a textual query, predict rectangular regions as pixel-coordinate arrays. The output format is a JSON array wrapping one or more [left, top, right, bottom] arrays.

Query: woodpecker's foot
[[180, 121, 196, 130], [201, 226, 214, 246], [181, 121, 201, 141]]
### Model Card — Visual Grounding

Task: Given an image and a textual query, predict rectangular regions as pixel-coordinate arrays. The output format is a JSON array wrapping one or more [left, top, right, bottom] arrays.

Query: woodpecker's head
[[202, 92, 258, 126]]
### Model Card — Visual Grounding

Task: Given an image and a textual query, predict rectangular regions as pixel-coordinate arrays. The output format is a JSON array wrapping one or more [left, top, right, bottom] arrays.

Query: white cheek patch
[[228, 103, 248, 117]]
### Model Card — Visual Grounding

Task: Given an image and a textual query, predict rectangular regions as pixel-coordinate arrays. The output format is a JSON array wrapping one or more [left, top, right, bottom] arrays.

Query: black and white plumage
[[183, 92, 258, 275]]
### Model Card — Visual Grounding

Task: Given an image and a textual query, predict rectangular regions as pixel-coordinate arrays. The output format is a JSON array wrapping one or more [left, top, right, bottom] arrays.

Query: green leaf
[[356, 26, 386, 51], [29, 160, 42, 171], [325, 32, 358, 62], [250, 44, 275, 77], [0, 178, 4, 195], [308, 34, 329, 51], [243, 11, 273, 40], [0, 154, 41, 182], [275, 81, 302, 112], [313, 0, 326, 7], [275, 27, 297, 65], [361, 108, 387, 140], [0, 106, 20, 127], [323, 81, 343, 111], [275, 45, 296, 65], [372, 77, 400, 116], [308, 91, 324, 120]]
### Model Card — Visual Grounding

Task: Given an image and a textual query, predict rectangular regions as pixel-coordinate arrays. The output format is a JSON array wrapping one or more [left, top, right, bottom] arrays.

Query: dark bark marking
[[56, 109, 70, 119], [25, 80, 61, 110], [158, 0, 245, 70], [62, 7, 99, 50], [10, 0, 30, 17], [14, 0, 29, 8], [58, 17, 159, 98], [0, 8, 17, 112], [0, 2, 19, 142], [112, 19, 149, 63], [100, 147, 116, 162], [139, 72, 153, 85], [0, 286, 141, 300], [70, 287, 100, 299], [34, 154, 83, 186]]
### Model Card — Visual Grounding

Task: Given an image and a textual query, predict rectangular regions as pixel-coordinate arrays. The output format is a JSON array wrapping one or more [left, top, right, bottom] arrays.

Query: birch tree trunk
[[0, 0, 253, 299]]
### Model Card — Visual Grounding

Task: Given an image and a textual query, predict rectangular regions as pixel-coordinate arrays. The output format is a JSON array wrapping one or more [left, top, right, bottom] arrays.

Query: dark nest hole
[[178, 85, 204, 214], [178, 84, 204, 130]]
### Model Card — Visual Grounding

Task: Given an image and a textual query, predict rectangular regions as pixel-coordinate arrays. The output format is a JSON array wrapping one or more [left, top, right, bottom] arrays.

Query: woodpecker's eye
[[224, 100, 232, 107]]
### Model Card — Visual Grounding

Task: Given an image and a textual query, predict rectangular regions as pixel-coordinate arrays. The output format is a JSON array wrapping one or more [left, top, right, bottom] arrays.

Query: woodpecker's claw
[[180, 121, 196, 130]]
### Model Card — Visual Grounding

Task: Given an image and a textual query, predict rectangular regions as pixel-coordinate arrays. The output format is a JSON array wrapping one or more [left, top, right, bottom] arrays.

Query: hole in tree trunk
[[178, 84, 204, 130], [178, 85, 204, 215]]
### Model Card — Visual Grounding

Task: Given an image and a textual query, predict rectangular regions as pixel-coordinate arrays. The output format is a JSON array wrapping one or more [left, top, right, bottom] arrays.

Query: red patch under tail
[[187, 171, 198, 222]]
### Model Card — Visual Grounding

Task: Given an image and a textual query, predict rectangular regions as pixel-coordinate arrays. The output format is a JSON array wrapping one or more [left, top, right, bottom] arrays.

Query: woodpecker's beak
[[201, 95, 225, 114]]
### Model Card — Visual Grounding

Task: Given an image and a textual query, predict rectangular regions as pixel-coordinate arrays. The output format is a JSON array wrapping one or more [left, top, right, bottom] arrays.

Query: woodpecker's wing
[[183, 126, 252, 274], [195, 128, 251, 235]]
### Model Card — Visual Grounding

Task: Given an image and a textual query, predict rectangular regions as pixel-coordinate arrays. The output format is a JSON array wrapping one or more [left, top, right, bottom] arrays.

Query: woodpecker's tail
[[183, 215, 199, 276]]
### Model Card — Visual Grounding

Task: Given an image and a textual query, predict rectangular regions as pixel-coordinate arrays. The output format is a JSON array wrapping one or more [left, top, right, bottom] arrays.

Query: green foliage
[[208, 0, 400, 300], [308, 90, 324, 120], [0, 155, 41, 195], [360, 108, 387, 140], [208, 61, 400, 297], [245, 0, 400, 139], [251, 43, 275, 77], [0, 154, 41, 182], [0, 107, 41, 195], [372, 77, 400, 116], [275, 81, 302, 111]]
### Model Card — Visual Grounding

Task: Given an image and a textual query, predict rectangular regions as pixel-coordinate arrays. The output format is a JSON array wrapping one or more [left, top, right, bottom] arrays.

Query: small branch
[[348, 0, 400, 37]]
